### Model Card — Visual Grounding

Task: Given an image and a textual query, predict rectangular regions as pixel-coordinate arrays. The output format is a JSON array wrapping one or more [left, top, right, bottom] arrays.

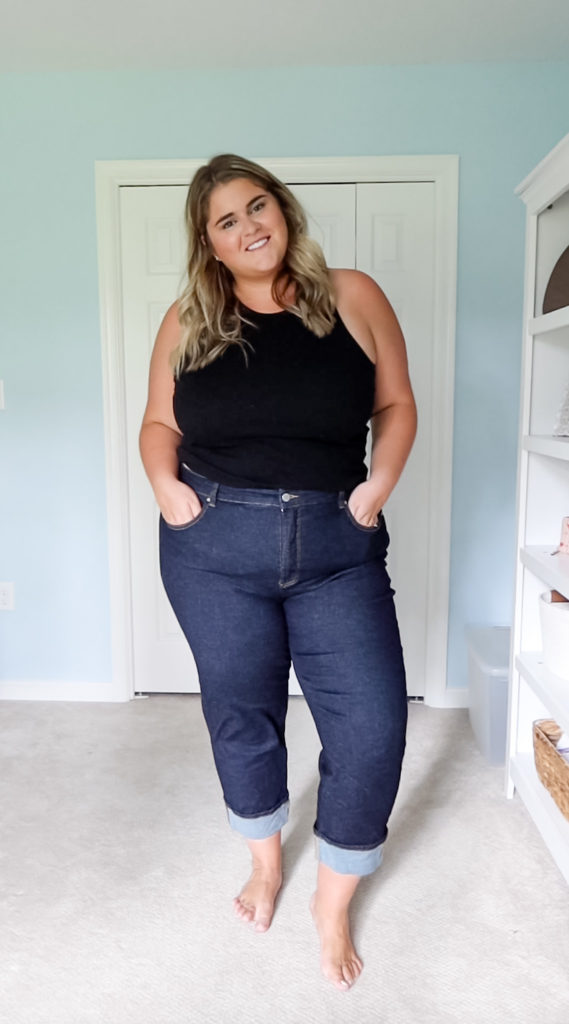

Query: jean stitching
[[279, 506, 299, 588], [279, 505, 285, 586], [295, 505, 302, 582], [343, 503, 381, 533], [314, 825, 387, 851], [162, 505, 208, 531], [226, 796, 290, 820], [218, 496, 276, 508]]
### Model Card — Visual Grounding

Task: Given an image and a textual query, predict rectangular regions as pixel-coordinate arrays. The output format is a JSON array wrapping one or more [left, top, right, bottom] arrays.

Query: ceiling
[[3, 0, 569, 72]]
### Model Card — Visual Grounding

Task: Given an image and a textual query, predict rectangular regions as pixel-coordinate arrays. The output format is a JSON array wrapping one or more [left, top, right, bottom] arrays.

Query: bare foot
[[310, 893, 363, 990], [233, 868, 282, 933]]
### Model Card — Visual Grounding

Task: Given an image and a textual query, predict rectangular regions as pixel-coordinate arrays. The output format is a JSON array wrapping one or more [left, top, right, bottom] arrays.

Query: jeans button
[[282, 493, 291, 502]]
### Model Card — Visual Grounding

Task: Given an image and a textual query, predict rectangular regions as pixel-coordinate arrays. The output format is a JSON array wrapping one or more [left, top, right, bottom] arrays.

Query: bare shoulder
[[330, 268, 394, 317], [154, 300, 182, 354], [328, 269, 400, 363]]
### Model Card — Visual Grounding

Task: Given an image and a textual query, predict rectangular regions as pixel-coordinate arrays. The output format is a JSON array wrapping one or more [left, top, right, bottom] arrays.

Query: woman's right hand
[[156, 479, 202, 527]]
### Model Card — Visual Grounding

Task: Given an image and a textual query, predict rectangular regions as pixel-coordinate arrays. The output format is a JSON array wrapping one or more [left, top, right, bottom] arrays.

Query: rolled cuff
[[316, 836, 384, 876], [226, 800, 289, 839]]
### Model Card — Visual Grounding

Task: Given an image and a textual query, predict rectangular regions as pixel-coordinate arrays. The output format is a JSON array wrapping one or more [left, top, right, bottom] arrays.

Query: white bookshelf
[[520, 547, 569, 595], [529, 307, 569, 335], [507, 132, 569, 885], [509, 755, 569, 874], [522, 436, 569, 460], [516, 653, 569, 736]]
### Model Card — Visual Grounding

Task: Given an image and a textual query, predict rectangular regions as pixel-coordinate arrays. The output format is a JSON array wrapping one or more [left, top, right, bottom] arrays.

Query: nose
[[244, 210, 262, 234]]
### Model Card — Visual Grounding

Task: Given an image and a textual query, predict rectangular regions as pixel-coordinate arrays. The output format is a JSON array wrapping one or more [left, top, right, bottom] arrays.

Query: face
[[204, 177, 289, 283]]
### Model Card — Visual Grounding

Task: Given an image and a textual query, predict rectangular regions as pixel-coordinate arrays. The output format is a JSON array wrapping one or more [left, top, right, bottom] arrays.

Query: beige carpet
[[1, 696, 568, 1024]]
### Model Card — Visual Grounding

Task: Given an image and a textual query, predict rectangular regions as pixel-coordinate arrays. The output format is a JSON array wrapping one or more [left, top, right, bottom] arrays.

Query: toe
[[342, 958, 363, 987], [323, 963, 350, 991], [253, 901, 273, 932], [233, 897, 254, 923], [341, 962, 357, 986]]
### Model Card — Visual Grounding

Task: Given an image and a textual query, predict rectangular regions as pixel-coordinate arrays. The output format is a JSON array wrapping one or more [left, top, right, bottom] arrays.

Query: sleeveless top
[[173, 304, 376, 492]]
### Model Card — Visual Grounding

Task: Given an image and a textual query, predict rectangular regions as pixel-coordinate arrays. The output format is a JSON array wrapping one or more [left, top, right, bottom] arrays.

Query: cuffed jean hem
[[315, 836, 384, 876], [226, 800, 290, 839]]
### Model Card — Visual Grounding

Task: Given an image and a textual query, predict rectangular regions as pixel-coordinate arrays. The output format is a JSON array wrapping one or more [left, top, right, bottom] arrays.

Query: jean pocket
[[342, 502, 382, 533], [161, 504, 207, 531]]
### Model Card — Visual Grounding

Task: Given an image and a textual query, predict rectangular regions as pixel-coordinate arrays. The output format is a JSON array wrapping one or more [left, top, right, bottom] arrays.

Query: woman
[[139, 154, 417, 991]]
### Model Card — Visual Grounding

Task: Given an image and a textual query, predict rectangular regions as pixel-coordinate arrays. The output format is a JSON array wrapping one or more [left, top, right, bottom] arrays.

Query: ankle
[[312, 892, 349, 920], [251, 865, 282, 885], [246, 834, 282, 878], [250, 855, 282, 874], [314, 863, 360, 915]]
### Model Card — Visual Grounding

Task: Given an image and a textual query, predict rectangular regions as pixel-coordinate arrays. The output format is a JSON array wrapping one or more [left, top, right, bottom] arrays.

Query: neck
[[234, 280, 295, 314]]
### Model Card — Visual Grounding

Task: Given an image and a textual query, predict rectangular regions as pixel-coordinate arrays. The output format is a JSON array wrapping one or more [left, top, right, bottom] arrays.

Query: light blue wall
[[1, 63, 568, 691]]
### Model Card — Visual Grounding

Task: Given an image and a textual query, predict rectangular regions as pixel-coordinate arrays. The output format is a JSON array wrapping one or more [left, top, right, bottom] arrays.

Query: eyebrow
[[213, 193, 268, 227]]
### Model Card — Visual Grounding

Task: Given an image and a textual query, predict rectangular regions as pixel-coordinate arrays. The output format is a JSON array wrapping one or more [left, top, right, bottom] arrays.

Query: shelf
[[529, 306, 569, 335], [509, 753, 569, 884], [512, 137, 569, 887], [521, 546, 569, 595], [523, 436, 569, 460], [516, 652, 569, 735]]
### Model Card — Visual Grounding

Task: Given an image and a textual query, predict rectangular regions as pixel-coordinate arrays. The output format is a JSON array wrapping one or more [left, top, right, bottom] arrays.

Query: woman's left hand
[[347, 479, 387, 529]]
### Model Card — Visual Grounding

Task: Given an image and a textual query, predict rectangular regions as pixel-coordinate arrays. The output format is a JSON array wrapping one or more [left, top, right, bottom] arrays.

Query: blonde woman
[[140, 154, 416, 991]]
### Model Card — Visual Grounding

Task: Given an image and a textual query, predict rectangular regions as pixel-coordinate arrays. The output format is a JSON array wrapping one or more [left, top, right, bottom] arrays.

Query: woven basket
[[533, 719, 569, 822]]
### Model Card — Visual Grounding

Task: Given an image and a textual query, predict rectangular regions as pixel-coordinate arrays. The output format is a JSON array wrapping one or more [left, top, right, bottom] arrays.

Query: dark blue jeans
[[159, 464, 407, 875]]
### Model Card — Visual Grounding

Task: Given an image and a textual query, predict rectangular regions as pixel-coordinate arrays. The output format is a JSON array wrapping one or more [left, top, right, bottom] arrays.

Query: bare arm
[[139, 302, 202, 525], [343, 272, 417, 527]]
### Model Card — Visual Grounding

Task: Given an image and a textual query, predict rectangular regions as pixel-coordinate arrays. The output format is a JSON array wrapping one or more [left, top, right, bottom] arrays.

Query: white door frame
[[95, 155, 461, 707]]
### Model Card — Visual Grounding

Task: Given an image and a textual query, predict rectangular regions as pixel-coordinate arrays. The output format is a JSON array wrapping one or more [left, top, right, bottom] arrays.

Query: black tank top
[[174, 304, 375, 492]]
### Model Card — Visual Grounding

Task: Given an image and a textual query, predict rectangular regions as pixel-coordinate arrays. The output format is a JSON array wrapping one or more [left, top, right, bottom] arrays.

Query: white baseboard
[[0, 680, 131, 702], [0, 679, 469, 708], [426, 686, 469, 709]]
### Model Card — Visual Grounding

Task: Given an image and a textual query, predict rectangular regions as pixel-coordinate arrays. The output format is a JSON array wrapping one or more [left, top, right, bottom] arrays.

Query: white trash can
[[467, 626, 511, 765]]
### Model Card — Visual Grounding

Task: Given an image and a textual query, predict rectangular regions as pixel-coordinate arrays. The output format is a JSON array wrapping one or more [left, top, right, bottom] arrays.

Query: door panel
[[288, 184, 355, 267], [356, 183, 436, 697], [120, 187, 197, 693]]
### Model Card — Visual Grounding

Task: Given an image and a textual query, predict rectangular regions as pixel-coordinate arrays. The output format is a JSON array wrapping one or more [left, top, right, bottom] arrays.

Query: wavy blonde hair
[[172, 154, 336, 375]]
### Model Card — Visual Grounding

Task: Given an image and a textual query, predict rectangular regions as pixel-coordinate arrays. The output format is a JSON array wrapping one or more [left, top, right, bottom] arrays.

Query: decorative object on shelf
[[560, 516, 569, 554], [543, 245, 569, 314], [539, 590, 569, 678], [533, 719, 569, 822], [553, 379, 569, 436]]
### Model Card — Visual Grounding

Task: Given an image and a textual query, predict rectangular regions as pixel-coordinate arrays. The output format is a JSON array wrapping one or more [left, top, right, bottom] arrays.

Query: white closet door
[[120, 184, 356, 694], [288, 184, 355, 266], [356, 182, 435, 698], [120, 186, 194, 694]]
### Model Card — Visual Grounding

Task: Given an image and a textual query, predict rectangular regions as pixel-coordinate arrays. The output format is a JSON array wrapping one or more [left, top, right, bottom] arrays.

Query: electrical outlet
[[0, 583, 14, 610]]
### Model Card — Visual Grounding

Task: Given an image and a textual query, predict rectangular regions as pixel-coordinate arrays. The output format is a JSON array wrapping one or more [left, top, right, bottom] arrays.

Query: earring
[[214, 255, 221, 262]]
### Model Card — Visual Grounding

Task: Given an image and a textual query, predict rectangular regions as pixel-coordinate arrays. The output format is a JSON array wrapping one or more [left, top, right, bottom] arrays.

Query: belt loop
[[337, 490, 347, 509], [205, 481, 219, 507]]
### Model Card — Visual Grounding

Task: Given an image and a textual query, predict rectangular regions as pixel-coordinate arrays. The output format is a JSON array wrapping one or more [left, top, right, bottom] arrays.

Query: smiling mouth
[[246, 237, 270, 252]]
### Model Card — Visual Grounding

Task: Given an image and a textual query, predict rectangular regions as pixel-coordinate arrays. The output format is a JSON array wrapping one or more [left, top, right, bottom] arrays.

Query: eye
[[221, 219, 235, 230], [252, 200, 265, 212]]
